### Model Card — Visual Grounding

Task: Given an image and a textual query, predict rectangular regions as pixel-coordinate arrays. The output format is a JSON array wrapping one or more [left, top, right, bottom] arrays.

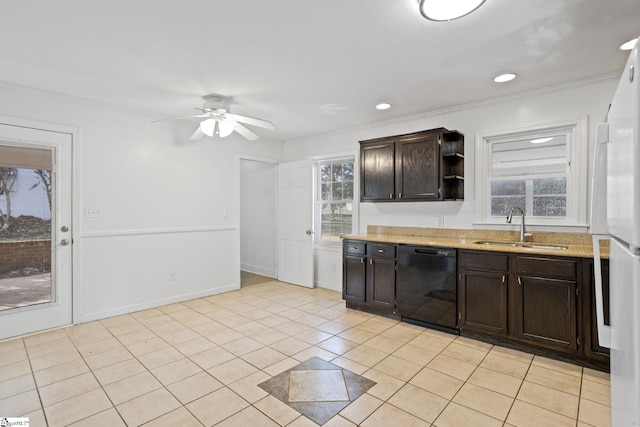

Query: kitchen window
[[314, 155, 357, 243], [475, 118, 588, 228]]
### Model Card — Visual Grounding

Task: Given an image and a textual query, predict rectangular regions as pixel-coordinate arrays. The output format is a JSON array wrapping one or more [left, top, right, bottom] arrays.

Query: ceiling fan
[[155, 94, 274, 141]]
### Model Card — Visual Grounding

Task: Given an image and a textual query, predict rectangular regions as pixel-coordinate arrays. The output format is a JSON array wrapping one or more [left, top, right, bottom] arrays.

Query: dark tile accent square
[[258, 356, 376, 425]]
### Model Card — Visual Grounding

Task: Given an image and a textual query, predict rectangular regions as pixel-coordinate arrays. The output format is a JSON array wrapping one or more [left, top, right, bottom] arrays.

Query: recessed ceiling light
[[494, 73, 517, 83], [620, 38, 638, 51], [531, 137, 552, 144], [376, 103, 391, 110], [418, 0, 486, 21]]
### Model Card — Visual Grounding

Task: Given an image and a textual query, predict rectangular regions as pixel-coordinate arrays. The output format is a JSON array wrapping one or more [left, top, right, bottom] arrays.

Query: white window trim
[[312, 151, 359, 249], [474, 117, 588, 229]]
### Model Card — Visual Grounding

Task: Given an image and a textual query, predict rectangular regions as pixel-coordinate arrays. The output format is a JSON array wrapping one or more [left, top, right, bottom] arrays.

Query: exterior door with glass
[[0, 122, 73, 339]]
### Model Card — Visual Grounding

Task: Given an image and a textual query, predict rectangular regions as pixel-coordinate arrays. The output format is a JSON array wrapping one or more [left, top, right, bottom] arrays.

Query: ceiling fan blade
[[233, 123, 259, 141], [151, 113, 208, 123], [190, 127, 205, 140], [229, 113, 274, 130]]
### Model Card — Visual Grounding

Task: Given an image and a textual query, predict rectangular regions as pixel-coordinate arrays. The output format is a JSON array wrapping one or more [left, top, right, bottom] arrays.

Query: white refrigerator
[[592, 39, 640, 426]]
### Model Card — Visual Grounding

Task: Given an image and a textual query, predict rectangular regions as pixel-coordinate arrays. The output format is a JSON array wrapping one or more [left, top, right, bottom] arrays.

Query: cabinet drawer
[[517, 256, 577, 280], [459, 250, 508, 271], [367, 243, 396, 258], [343, 241, 366, 255]]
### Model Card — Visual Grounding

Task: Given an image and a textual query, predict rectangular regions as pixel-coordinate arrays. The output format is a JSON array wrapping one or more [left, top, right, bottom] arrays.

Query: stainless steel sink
[[474, 241, 568, 250]]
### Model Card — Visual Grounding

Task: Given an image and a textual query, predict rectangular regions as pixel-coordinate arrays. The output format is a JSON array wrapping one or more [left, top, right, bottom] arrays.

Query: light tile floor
[[0, 280, 611, 426]]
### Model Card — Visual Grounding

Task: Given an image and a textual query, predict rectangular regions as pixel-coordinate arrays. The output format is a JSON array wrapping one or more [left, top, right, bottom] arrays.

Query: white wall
[[0, 82, 284, 323], [240, 159, 277, 277], [314, 245, 343, 292], [284, 77, 619, 290]]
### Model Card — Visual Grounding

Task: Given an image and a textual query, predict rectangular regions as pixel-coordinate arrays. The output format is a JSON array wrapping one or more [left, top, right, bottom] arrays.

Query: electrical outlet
[[169, 271, 176, 281], [437, 216, 445, 227], [84, 207, 103, 218], [223, 209, 230, 218]]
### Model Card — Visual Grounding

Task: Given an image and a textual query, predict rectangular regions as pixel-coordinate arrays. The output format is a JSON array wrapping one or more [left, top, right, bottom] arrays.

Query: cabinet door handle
[[517, 276, 522, 285], [360, 257, 364, 264], [502, 275, 506, 283], [350, 246, 358, 250], [377, 249, 385, 253], [398, 192, 403, 199], [389, 193, 394, 199], [370, 259, 373, 265]]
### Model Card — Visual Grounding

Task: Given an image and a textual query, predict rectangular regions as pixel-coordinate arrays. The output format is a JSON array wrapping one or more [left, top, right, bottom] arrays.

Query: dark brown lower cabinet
[[458, 250, 594, 364], [343, 254, 366, 303], [342, 240, 366, 303], [514, 275, 577, 353], [514, 256, 579, 354], [459, 269, 508, 335], [367, 257, 396, 312], [342, 240, 397, 317], [458, 250, 509, 336]]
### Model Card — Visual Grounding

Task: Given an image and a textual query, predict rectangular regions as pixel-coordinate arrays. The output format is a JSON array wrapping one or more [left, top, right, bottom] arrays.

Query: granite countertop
[[343, 226, 608, 259]]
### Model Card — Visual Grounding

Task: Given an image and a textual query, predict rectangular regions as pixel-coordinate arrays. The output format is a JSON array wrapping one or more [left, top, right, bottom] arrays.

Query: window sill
[[473, 221, 589, 233]]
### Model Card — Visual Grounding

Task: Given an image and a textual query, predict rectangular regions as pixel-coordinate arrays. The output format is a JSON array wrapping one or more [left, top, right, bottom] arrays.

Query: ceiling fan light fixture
[[155, 94, 273, 141], [418, 0, 486, 21], [200, 118, 216, 137], [217, 116, 236, 137]]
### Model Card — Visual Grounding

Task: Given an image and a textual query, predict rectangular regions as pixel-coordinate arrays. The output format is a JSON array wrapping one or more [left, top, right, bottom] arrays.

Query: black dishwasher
[[396, 245, 458, 333]]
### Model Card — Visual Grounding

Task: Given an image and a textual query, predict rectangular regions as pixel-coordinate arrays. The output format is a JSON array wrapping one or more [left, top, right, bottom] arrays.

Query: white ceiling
[[1, 0, 639, 141]]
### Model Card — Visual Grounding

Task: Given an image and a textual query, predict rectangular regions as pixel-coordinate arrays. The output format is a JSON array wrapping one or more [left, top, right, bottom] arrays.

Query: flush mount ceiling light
[[418, 0, 486, 21], [376, 103, 391, 110], [620, 38, 638, 51], [494, 73, 517, 83]]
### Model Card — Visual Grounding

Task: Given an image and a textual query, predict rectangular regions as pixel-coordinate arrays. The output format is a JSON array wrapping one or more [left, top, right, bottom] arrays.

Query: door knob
[[60, 225, 69, 232], [306, 230, 313, 235], [60, 239, 70, 246]]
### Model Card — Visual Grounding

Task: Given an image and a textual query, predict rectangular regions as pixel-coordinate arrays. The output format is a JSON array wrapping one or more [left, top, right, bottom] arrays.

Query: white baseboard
[[315, 280, 341, 292], [240, 264, 276, 278], [79, 283, 239, 323]]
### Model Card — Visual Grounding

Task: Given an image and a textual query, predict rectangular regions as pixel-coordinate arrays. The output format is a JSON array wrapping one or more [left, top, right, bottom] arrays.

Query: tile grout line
[[64, 319, 129, 426], [22, 337, 51, 426]]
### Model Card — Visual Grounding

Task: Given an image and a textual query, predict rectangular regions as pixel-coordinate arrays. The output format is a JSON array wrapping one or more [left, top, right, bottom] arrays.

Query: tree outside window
[[315, 157, 355, 242]]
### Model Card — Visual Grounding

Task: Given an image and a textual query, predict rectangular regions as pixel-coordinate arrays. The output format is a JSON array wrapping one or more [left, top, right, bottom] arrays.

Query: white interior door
[[0, 122, 73, 339], [277, 160, 313, 287]]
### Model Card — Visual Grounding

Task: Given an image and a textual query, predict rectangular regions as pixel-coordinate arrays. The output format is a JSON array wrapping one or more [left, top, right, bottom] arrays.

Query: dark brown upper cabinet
[[359, 128, 464, 202]]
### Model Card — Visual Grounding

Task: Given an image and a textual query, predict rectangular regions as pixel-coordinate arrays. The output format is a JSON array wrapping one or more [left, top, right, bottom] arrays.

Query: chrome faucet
[[506, 207, 532, 242]]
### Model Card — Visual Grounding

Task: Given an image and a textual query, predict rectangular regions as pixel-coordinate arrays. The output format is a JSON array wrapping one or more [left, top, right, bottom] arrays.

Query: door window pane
[[0, 146, 52, 311]]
